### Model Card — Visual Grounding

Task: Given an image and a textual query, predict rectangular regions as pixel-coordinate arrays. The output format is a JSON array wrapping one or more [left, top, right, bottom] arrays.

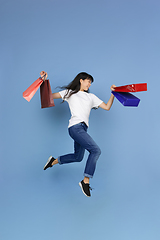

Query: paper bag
[[23, 78, 43, 102], [40, 80, 55, 108], [112, 91, 140, 107], [114, 83, 147, 92]]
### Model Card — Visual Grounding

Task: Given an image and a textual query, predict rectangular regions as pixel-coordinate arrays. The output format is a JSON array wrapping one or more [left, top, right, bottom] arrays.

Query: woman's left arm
[[99, 85, 116, 111]]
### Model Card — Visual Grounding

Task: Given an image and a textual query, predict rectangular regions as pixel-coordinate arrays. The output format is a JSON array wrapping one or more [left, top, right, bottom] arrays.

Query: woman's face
[[80, 78, 92, 91]]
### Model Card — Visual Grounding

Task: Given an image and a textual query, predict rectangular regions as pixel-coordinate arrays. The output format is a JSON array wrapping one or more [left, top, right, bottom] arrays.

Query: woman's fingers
[[110, 85, 116, 91], [40, 71, 48, 80]]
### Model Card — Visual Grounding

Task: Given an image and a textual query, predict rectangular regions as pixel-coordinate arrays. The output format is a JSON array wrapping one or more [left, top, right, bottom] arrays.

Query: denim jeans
[[58, 122, 101, 178]]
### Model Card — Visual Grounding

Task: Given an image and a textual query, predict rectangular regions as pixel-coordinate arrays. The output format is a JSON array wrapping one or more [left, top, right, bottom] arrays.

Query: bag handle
[[40, 71, 48, 82]]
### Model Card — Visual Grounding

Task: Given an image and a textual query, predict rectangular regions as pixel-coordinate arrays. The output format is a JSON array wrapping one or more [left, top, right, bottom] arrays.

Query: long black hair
[[61, 72, 94, 100]]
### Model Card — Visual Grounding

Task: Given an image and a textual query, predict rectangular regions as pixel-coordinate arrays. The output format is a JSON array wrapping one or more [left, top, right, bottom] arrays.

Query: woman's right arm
[[52, 92, 62, 99]]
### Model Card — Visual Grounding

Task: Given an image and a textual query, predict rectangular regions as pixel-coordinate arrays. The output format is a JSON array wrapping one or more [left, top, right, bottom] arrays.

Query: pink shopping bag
[[23, 78, 43, 102]]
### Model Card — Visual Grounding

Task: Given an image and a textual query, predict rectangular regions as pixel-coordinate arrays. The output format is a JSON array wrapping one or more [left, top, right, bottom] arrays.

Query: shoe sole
[[79, 182, 90, 197], [43, 156, 53, 170]]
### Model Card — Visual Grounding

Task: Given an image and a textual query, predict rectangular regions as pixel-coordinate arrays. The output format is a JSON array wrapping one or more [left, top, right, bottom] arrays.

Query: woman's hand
[[110, 84, 116, 91], [40, 71, 48, 81]]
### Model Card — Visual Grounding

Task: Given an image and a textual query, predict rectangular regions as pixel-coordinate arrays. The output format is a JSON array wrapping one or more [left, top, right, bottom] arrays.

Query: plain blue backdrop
[[1, 0, 160, 239]]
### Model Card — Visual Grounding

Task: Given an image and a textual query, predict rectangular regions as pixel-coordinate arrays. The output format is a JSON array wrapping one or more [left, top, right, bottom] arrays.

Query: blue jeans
[[58, 122, 101, 178]]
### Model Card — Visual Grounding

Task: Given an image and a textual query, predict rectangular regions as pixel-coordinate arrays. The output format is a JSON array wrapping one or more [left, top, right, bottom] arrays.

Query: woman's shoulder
[[59, 89, 71, 100], [88, 92, 97, 98]]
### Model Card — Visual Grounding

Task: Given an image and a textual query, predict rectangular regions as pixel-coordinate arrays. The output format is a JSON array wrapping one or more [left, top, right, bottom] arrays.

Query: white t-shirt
[[59, 89, 103, 128]]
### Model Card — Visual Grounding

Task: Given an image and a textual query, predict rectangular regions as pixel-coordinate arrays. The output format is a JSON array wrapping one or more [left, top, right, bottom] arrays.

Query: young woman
[[43, 72, 116, 197]]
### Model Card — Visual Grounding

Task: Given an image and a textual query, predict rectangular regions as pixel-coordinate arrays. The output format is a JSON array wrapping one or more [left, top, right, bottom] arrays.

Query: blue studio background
[[1, 0, 160, 239]]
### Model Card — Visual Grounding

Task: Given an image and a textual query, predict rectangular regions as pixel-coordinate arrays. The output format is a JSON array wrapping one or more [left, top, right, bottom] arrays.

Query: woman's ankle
[[51, 158, 58, 166], [83, 177, 90, 184]]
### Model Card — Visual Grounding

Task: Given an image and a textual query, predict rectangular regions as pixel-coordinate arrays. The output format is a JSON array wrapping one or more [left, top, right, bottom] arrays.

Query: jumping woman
[[43, 72, 116, 197]]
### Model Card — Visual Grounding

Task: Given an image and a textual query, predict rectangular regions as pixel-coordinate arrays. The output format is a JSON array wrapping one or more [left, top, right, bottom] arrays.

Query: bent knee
[[75, 157, 83, 162], [75, 154, 84, 162], [92, 146, 101, 156], [97, 147, 101, 156]]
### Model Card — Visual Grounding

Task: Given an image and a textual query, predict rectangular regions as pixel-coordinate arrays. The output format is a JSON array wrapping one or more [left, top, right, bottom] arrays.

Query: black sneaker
[[79, 180, 92, 197], [43, 156, 56, 170]]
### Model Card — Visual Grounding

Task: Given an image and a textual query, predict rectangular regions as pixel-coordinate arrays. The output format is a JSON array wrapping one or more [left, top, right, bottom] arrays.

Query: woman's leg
[[44, 125, 85, 170], [68, 123, 101, 179], [58, 133, 85, 164]]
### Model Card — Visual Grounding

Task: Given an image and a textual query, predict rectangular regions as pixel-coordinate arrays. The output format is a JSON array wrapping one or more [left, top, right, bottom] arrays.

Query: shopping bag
[[114, 83, 147, 92], [23, 78, 43, 102], [40, 79, 55, 108], [112, 91, 140, 107]]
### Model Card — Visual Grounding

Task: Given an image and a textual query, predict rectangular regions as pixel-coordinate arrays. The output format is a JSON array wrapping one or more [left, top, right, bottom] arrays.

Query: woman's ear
[[80, 79, 83, 84]]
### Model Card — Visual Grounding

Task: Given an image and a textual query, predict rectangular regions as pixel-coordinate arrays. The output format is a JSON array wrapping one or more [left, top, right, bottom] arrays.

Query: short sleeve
[[59, 90, 68, 100], [91, 93, 103, 109]]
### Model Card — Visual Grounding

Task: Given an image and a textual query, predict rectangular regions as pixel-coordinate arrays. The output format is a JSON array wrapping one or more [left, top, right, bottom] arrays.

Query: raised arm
[[99, 85, 116, 111], [52, 92, 62, 99]]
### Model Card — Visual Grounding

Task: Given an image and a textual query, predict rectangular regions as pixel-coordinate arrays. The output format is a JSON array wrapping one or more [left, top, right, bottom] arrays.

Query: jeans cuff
[[84, 173, 93, 178], [58, 156, 62, 165]]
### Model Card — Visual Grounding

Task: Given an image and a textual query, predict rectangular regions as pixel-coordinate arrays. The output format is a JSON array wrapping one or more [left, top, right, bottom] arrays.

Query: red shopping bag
[[40, 79, 55, 108], [114, 83, 147, 92], [23, 78, 43, 102]]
